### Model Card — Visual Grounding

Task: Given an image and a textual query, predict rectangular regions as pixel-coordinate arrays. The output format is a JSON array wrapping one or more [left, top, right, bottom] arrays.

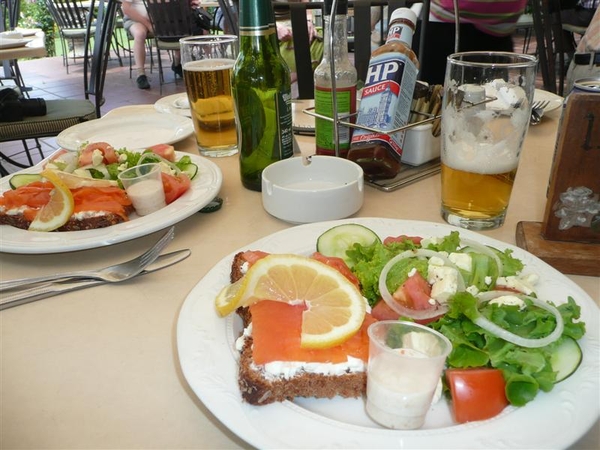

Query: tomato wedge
[[445, 368, 509, 423], [383, 235, 422, 246], [161, 172, 191, 204]]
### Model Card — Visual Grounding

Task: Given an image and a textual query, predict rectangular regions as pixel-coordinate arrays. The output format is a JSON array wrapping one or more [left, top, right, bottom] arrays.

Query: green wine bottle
[[232, 0, 294, 191]]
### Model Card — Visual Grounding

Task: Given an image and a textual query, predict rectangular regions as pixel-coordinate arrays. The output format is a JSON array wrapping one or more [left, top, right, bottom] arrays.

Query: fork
[[0, 227, 174, 292], [530, 100, 550, 125]]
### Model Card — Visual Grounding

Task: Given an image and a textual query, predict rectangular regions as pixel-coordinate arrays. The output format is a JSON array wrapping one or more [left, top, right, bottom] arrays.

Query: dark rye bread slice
[[230, 251, 367, 406], [0, 210, 130, 231]]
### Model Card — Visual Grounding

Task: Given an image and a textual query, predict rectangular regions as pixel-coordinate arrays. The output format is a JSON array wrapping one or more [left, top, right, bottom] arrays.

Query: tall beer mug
[[440, 52, 537, 230], [180, 35, 239, 157]]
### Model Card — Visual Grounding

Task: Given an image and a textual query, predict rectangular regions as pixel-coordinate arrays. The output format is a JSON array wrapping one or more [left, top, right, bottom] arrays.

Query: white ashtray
[[402, 123, 440, 166], [262, 155, 364, 224]]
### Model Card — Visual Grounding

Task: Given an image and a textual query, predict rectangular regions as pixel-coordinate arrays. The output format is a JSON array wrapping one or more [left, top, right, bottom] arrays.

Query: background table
[[1, 106, 598, 449], [0, 32, 46, 60]]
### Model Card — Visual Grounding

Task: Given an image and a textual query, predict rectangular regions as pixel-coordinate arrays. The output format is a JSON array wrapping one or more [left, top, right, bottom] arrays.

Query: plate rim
[[176, 217, 599, 449], [154, 93, 192, 118], [0, 37, 32, 49], [533, 88, 563, 113], [0, 150, 222, 254], [56, 112, 194, 151]]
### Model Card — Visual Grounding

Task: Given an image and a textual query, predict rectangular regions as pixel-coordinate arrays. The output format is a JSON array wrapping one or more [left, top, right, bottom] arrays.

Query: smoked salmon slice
[[250, 300, 377, 365], [1, 183, 132, 221]]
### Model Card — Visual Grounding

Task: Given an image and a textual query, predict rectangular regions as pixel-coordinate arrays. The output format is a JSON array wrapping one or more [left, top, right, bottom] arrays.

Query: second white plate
[[56, 112, 194, 151], [154, 93, 192, 117], [533, 89, 563, 112]]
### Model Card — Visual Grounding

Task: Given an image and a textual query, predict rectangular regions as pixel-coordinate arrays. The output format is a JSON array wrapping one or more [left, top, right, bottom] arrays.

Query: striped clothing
[[430, 0, 528, 36]]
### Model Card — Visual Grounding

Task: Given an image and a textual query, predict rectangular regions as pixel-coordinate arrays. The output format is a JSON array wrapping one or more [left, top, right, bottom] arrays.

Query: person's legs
[[126, 20, 151, 89]]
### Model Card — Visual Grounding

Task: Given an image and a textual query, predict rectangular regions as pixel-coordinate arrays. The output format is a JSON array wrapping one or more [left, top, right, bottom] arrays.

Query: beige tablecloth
[[1, 105, 598, 449]]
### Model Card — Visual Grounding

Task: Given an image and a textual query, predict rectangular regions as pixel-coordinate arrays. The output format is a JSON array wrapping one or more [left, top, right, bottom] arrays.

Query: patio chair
[[0, 0, 118, 175], [143, 0, 196, 93], [1, 0, 27, 94], [44, 0, 94, 73]]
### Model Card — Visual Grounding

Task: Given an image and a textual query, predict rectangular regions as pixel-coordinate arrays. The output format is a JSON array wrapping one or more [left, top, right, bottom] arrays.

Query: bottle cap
[[325, 0, 348, 16], [389, 7, 417, 27]]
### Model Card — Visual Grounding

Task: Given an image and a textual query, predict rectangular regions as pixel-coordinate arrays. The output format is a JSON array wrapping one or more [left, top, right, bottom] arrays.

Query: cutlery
[[530, 100, 550, 125], [0, 227, 174, 292], [0, 249, 191, 310]]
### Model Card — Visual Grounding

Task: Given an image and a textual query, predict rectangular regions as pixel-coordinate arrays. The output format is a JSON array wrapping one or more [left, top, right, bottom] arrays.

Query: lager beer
[[183, 59, 237, 154], [440, 52, 537, 230], [180, 35, 239, 157]]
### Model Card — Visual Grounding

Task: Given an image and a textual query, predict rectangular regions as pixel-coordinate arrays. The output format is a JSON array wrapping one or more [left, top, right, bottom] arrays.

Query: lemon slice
[[28, 169, 75, 232], [215, 254, 366, 349]]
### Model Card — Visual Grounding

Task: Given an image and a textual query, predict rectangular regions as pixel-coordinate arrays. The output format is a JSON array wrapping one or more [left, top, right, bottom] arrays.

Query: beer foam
[[183, 58, 235, 72], [442, 95, 529, 174]]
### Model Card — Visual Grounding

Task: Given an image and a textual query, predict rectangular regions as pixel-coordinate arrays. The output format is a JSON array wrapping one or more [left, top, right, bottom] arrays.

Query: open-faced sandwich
[[215, 224, 587, 424], [0, 142, 198, 232]]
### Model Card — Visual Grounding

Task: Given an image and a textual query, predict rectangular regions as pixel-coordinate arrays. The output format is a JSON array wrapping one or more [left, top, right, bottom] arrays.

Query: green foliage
[[19, 0, 56, 57]]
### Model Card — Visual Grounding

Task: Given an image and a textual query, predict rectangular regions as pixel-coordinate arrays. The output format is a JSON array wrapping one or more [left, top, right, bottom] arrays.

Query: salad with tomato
[[40, 142, 197, 204], [316, 223, 587, 423]]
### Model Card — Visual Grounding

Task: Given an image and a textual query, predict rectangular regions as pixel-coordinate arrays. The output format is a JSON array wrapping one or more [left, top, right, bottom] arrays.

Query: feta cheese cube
[[449, 252, 472, 272]]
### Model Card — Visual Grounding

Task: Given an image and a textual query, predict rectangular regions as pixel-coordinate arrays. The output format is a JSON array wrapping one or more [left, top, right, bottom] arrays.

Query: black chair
[[44, 0, 94, 73], [1, 0, 28, 95], [144, 0, 195, 92], [0, 0, 117, 175], [531, 0, 567, 96], [216, 0, 239, 35]]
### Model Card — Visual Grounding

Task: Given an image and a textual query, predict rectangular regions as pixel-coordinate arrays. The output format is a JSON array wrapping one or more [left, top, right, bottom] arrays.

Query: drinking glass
[[366, 321, 452, 430], [440, 52, 537, 230], [118, 163, 166, 216], [180, 35, 239, 157]]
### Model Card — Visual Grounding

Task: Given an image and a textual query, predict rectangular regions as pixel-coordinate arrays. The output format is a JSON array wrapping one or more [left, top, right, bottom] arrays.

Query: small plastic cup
[[118, 163, 166, 216], [366, 321, 452, 429]]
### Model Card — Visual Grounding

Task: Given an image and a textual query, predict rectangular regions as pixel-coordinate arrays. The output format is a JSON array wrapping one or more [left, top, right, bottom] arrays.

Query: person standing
[[412, 0, 528, 85], [121, 0, 153, 89]]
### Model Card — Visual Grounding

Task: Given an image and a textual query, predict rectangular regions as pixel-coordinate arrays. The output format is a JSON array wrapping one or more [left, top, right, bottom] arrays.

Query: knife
[[0, 249, 191, 311]]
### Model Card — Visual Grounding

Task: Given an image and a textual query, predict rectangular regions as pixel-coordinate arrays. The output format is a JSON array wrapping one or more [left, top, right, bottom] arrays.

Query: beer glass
[[180, 35, 239, 157], [440, 52, 537, 230]]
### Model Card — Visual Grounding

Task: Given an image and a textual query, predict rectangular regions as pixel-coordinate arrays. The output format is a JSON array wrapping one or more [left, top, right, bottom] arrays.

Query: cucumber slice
[[316, 224, 381, 266], [181, 163, 198, 180], [9, 173, 43, 189], [550, 336, 582, 383]]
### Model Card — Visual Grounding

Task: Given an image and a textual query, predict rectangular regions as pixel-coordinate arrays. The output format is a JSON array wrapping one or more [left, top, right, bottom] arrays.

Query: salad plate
[[56, 112, 194, 151], [154, 93, 192, 117], [0, 151, 222, 254], [177, 218, 599, 449]]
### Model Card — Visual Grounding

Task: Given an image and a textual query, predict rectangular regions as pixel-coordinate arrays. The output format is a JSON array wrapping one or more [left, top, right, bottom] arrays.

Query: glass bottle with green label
[[232, 0, 294, 191], [314, 0, 357, 157]]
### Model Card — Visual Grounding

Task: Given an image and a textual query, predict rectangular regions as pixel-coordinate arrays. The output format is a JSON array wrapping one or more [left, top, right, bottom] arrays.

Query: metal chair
[[0, 0, 118, 175], [44, 0, 94, 73], [144, 0, 195, 93]]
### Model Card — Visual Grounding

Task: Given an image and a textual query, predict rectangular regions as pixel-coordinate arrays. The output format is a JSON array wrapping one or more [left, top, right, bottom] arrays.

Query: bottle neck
[[238, 0, 277, 37], [322, 13, 350, 62], [385, 19, 415, 48]]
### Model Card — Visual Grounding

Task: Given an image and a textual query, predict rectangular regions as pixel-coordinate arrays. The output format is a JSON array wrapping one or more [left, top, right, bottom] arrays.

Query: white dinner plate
[[0, 37, 32, 49], [56, 112, 194, 151], [292, 99, 315, 135], [154, 93, 192, 117], [14, 28, 42, 37], [0, 151, 222, 254], [534, 89, 563, 113], [177, 218, 599, 449]]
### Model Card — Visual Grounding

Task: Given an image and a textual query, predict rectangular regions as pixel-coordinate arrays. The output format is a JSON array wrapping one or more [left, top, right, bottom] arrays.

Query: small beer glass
[[180, 35, 239, 157], [440, 52, 537, 230]]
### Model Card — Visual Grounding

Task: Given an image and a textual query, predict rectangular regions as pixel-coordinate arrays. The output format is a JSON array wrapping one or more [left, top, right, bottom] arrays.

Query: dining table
[[1, 103, 598, 449], [0, 31, 46, 61]]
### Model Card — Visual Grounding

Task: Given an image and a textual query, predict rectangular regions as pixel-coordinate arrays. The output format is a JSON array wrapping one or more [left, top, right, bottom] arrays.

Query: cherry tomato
[[445, 368, 509, 423], [147, 144, 176, 162], [311, 252, 361, 290], [161, 172, 191, 204]]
